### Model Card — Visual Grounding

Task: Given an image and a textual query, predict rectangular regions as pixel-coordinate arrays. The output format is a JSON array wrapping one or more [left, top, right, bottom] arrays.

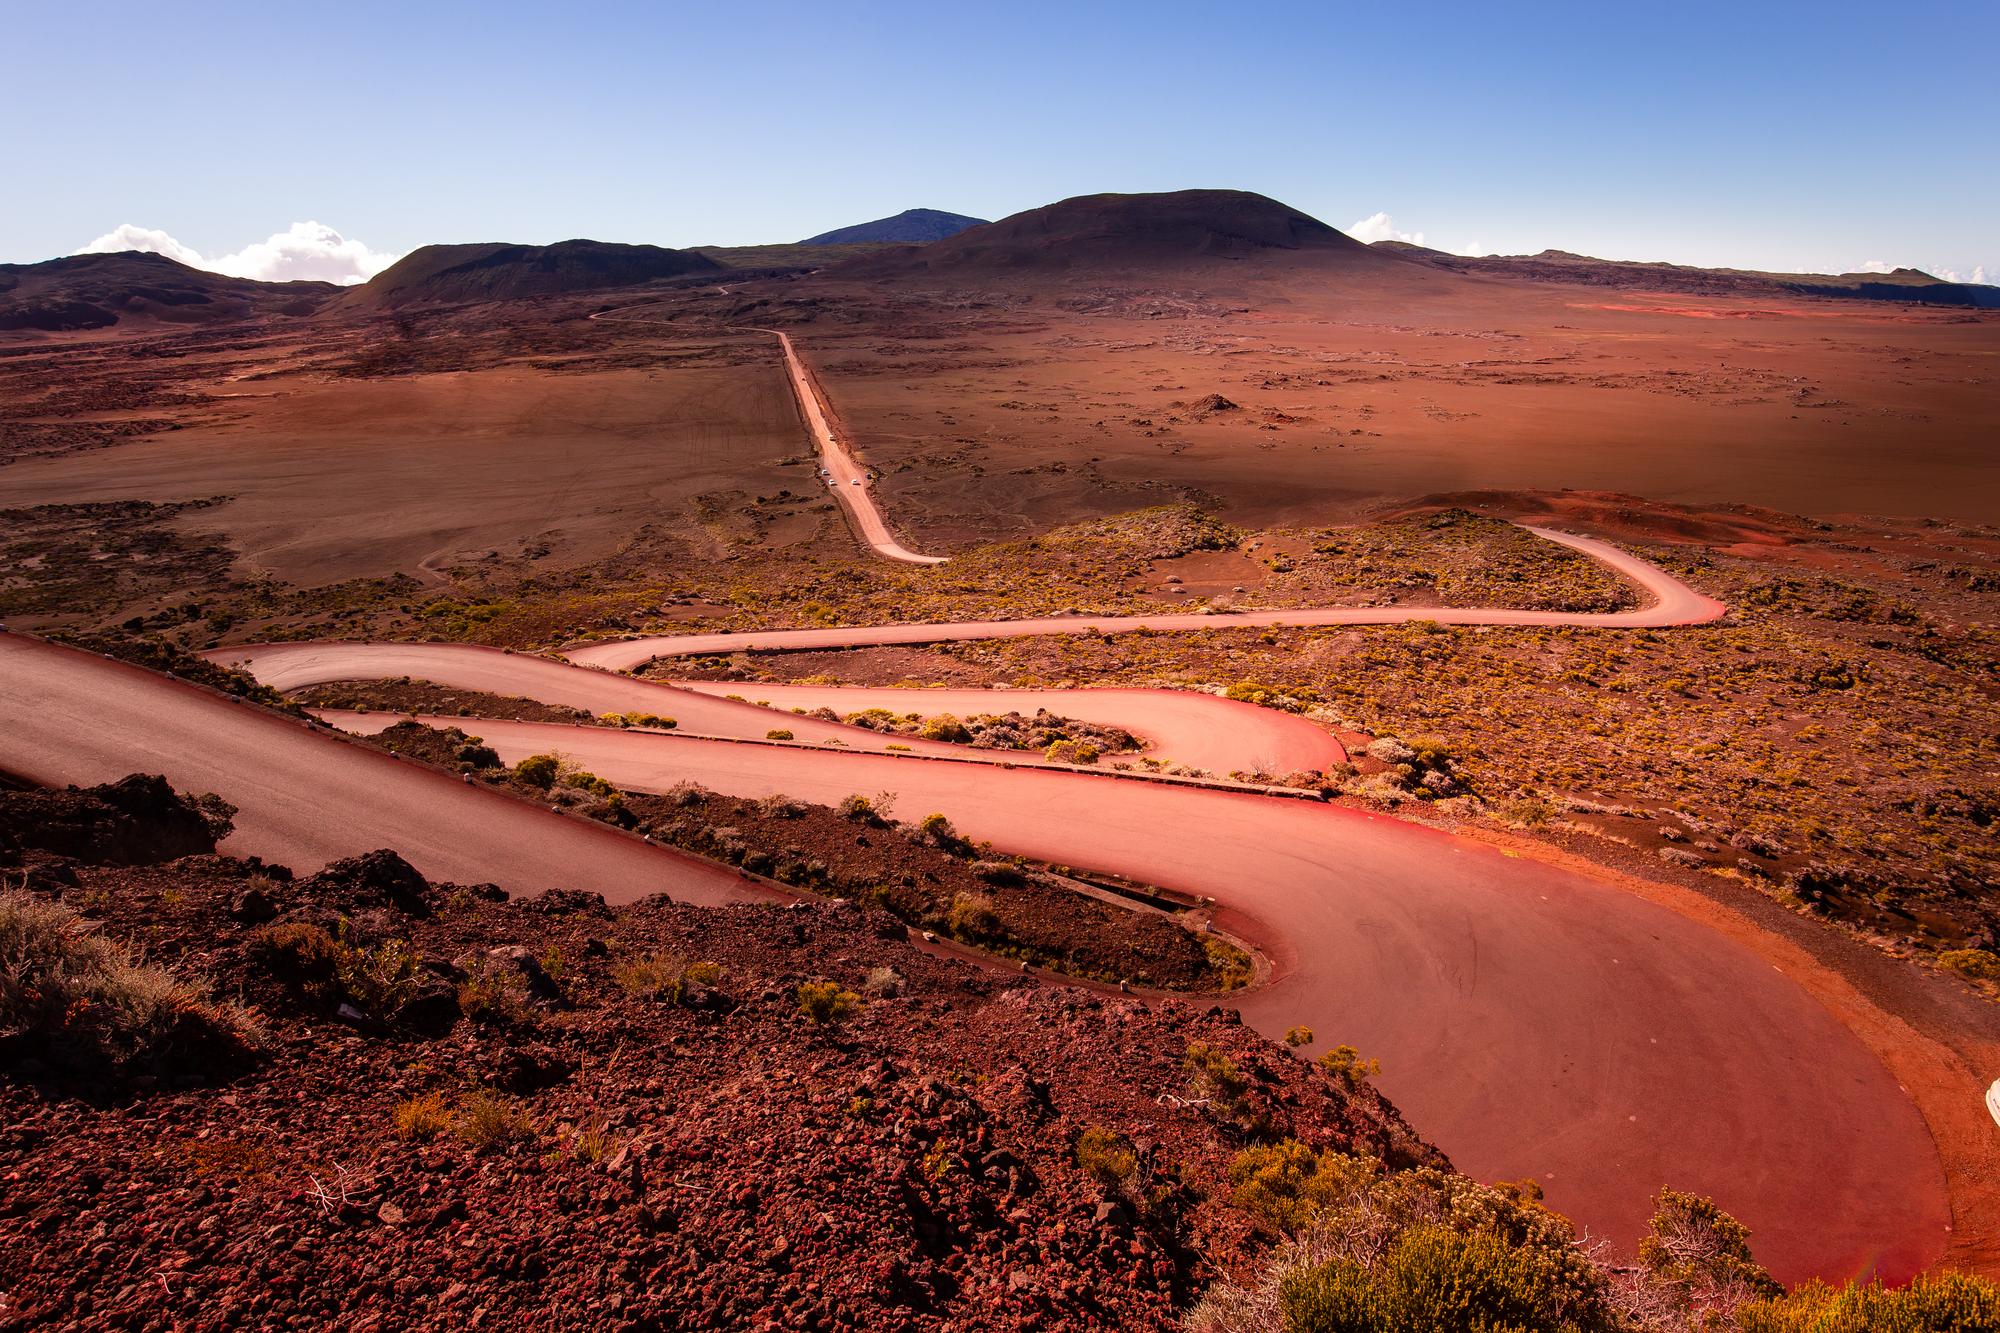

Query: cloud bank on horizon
[[75, 222, 400, 286], [1858, 257, 1989, 285]]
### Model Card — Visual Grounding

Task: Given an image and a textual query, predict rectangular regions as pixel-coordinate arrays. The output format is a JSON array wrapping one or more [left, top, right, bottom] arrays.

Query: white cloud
[[77, 224, 206, 267], [1346, 211, 1426, 247], [1856, 258, 1992, 285], [74, 220, 400, 286]]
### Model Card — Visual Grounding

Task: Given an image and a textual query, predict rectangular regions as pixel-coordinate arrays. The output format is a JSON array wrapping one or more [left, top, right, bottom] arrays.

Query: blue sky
[[6, 0, 1995, 283]]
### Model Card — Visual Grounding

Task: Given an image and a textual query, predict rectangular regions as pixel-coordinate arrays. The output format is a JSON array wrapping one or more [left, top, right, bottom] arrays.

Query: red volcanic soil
[[0, 780, 1433, 1332], [797, 266, 1999, 530]]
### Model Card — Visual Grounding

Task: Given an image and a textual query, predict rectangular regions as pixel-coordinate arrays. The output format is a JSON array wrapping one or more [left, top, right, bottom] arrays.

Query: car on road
[[851, 478, 862, 486]]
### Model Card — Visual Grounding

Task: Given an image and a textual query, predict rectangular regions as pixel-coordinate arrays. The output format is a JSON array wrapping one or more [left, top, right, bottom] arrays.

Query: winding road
[[0, 325, 1962, 1285], [560, 526, 1725, 670]]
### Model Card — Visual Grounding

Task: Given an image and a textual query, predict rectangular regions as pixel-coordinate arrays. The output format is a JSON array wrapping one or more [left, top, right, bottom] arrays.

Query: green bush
[[1229, 1140, 1371, 1235], [562, 768, 616, 798], [1186, 1040, 1249, 1106], [796, 980, 861, 1025], [1075, 1125, 1138, 1187], [1318, 1043, 1381, 1088], [1280, 1226, 1577, 1333], [1224, 681, 1313, 712], [1736, 1271, 2000, 1332], [1938, 948, 2000, 982], [513, 753, 560, 789], [455, 961, 534, 1026], [946, 891, 1001, 941], [1640, 1188, 1781, 1306], [918, 713, 971, 743], [603, 712, 675, 730]]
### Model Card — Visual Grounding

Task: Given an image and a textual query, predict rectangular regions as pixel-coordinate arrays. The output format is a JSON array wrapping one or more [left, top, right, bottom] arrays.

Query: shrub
[[455, 961, 534, 1026], [1639, 1188, 1780, 1307], [513, 753, 560, 789], [1280, 1225, 1578, 1333], [613, 952, 721, 1001], [1075, 1125, 1138, 1187], [1319, 1044, 1381, 1089], [1938, 948, 2000, 982], [946, 891, 1002, 941], [1185, 1040, 1248, 1104], [254, 920, 422, 1019], [454, 1090, 534, 1151], [252, 921, 342, 991], [0, 891, 261, 1072], [1285, 1025, 1315, 1048], [756, 793, 804, 819], [765, 728, 794, 741], [333, 930, 421, 1017], [1204, 935, 1256, 991], [603, 712, 675, 730], [392, 1092, 453, 1142], [796, 980, 861, 1025], [1736, 1271, 2000, 1332], [918, 812, 958, 844], [918, 713, 972, 743], [839, 792, 896, 823], [613, 952, 682, 998], [1224, 681, 1311, 712], [562, 768, 616, 798], [1229, 1140, 1372, 1235], [1193, 1156, 1613, 1333]]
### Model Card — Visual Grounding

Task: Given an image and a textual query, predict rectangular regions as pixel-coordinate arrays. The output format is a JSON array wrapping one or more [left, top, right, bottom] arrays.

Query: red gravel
[[0, 780, 1437, 1331]]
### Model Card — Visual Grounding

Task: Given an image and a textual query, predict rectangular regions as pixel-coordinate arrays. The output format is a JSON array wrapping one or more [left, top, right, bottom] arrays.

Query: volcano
[[838, 189, 1408, 279], [802, 208, 988, 245], [336, 240, 722, 311]]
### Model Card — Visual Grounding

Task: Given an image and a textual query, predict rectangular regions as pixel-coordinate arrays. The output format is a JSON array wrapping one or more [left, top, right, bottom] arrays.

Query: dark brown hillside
[[1376, 241, 2000, 307], [0, 251, 336, 333], [336, 239, 723, 311], [839, 189, 1413, 279]]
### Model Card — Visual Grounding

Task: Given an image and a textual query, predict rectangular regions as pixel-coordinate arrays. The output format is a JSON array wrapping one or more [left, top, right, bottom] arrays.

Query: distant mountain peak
[[836, 189, 1405, 280], [802, 209, 988, 246]]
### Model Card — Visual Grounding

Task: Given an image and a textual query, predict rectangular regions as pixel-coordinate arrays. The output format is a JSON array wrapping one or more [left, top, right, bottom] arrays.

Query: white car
[[850, 478, 862, 486]]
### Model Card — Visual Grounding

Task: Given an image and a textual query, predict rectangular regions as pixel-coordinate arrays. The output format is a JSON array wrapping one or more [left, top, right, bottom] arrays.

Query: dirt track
[[559, 527, 1725, 670], [2, 525, 1965, 1284], [764, 328, 946, 565], [170, 528, 1937, 1282], [0, 634, 766, 909], [306, 706, 1944, 1284]]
